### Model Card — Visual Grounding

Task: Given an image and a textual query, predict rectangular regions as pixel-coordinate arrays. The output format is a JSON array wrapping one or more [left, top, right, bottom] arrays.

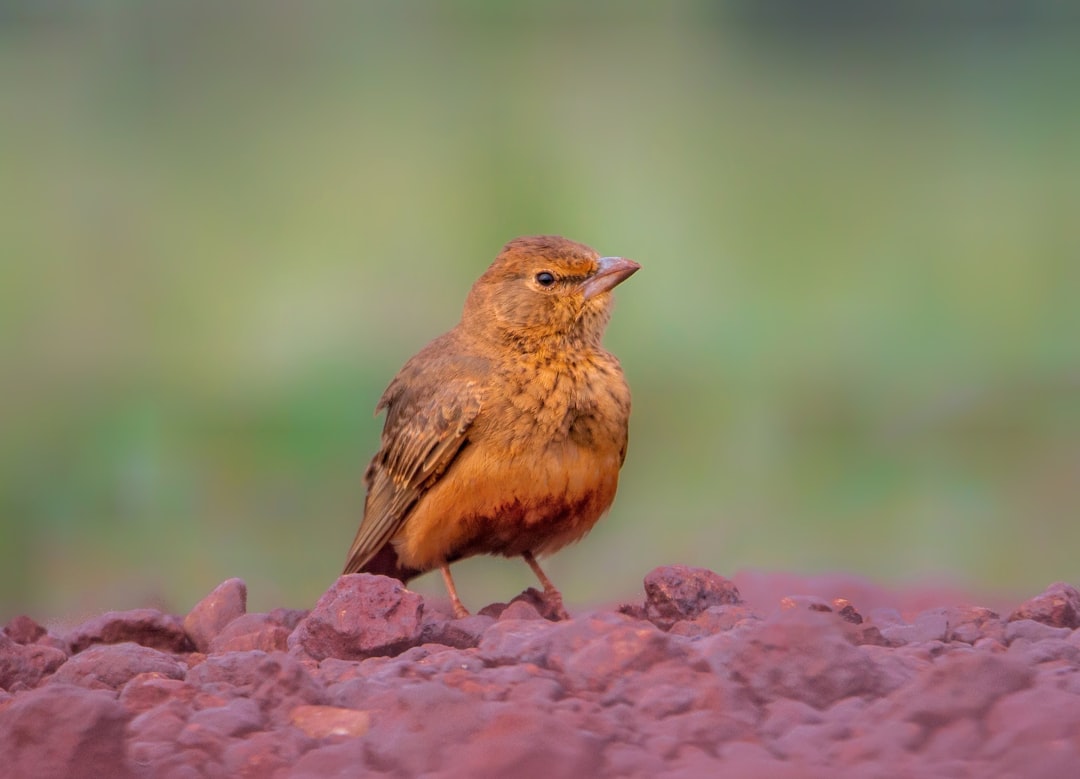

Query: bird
[[342, 235, 639, 619]]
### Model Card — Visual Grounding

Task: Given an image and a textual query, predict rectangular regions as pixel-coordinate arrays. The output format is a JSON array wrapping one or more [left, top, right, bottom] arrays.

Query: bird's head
[[463, 235, 640, 346]]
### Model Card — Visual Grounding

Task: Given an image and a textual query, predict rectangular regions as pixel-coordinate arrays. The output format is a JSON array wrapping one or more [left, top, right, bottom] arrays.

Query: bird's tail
[[346, 543, 420, 583]]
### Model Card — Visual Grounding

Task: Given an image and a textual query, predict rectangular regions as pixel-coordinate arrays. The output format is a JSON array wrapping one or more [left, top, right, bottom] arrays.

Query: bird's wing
[[342, 369, 483, 575]]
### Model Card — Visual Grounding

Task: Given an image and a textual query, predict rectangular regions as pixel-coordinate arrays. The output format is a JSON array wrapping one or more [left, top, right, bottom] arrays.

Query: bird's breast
[[392, 352, 631, 570], [486, 351, 631, 449]]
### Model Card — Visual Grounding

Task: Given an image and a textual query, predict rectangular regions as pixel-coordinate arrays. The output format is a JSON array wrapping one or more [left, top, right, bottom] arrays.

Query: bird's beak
[[581, 256, 641, 300]]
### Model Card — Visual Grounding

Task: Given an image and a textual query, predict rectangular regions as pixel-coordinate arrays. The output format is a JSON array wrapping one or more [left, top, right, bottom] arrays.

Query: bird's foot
[[522, 550, 571, 620], [545, 592, 570, 621]]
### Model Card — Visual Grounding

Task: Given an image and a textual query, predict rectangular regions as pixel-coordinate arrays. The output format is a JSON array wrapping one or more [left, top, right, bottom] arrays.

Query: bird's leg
[[439, 564, 471, 619], [522, 550, 570, 620]]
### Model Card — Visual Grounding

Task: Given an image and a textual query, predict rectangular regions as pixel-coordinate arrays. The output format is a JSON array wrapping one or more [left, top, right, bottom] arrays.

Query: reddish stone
[[188, 696, 266, 737], [266, 607, 307, 630], [287, 574, 425, 661], [1005, 618, 1072, 644], [760, 698, 824, 741], [985, 686, 1080, 756], [554, 621, 692, 693], [289, 704, 371, 738], [603, 744, 667, 779], [139, 747, 216, 779], [643, 565, 742, 629], [479, 588, 567, 621], [313, 657, 367, 687], [895, 653, 1033, 731], [0, 684, 133, 778], [832, 598, 864, 624], [183, 578, 247, 653], [0, 632, 68, 690], [127, 698, 191, 743], [602, 658, 748, 723], [360, 683, 484, 775], [1009, 582, 1080, 629], [289, 739, 376, 778], [222, 729, 317, 779], [499, 599, 546, 621], [7, 569, 1080, 778], [174, 719, 230, 760], [669, 604, 758, 638], [433, 708, 605, 779], [68, 608, 193, 654], [184, 650, 324, 722], [477, 618, 556, 666], [119, 674, 197, 715], [419, 612, 495, 650], [50, 642, 186, 690], [716, 608, 887, 710], [778, 595, 836, 614], [3, 615, 47, 645], [208, 613, 291, 654]]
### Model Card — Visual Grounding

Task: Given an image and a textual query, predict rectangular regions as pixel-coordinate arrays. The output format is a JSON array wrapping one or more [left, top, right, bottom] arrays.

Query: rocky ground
[[2, 566, 1079, 779]]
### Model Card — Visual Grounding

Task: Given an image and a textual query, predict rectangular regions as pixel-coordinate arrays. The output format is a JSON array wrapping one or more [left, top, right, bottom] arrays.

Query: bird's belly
[[393, 438, 622, 570]]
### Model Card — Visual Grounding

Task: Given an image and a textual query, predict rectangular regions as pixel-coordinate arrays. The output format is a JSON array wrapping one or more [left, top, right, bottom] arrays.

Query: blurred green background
[[2, 2, 1078, 622]]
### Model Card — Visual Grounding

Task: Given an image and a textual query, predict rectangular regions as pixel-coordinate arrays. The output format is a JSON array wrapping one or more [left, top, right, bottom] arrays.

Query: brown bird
[[343, 235, 639, 619]]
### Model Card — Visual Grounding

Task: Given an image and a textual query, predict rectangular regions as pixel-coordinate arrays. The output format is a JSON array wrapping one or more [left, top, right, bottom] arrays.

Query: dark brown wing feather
[[342, 346, 483, 576]]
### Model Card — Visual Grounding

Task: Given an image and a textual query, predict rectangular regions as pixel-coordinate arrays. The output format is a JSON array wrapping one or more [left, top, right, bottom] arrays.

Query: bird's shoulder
[[377, 331, 492, 415]]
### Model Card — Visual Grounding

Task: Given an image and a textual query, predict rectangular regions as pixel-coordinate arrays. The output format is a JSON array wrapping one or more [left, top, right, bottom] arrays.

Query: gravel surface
[[2, 567, 1079, 778]]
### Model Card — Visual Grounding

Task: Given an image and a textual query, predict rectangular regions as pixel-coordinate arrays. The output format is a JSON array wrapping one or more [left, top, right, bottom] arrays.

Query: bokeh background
[[3, 1, 1078, 622]]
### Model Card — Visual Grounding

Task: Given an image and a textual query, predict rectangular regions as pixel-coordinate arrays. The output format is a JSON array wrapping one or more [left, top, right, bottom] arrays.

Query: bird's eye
[[535, 271, 556, 287]]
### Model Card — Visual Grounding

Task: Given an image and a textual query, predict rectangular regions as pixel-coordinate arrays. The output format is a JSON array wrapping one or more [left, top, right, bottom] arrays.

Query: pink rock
[[433, 708, 605, 779], [556, 621, 691, 693], [714, 742, 815, 779], [1004, 618, 1072, 644], [985, 686, 1080, 756], [644, 708, 753, 761], [139, 747, 215, 779], [715, 608, 887, 710], [189, 696, 266, 737], [643, 565, 742, 629], [602, 743, 667, 779], [0, 632, 68, 690], [266, 607, 307, 630], [314, 657, 368, 687], [223, 729, 317, 778], [499, 599, 546, 621], [174, 719, 230, 761], [127, 698, 191, 743], [1009, 582, 1080, 629], [945, 605, 1003, 644], [119, 674, 196, 715], [184, 650, 324, 723], [208, 612, 291, 653], [49, 642, 186, 690], [759, 698, 824, 741], [419, 613, 495, 650], [287, 574, 425, 661], [0, 684, 133, 778], [3, 615, 47, 645], [360, 683, 483, 775], [68, 608, 193, 654], [183, 578, 247, 653], [894, 652, 1033, 731], [289, 704, 371, 738], [669, 604, 758, 638], [476, 618, 557, 666], [479, 588, 565, 621], [289, 740, 373, 778]]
